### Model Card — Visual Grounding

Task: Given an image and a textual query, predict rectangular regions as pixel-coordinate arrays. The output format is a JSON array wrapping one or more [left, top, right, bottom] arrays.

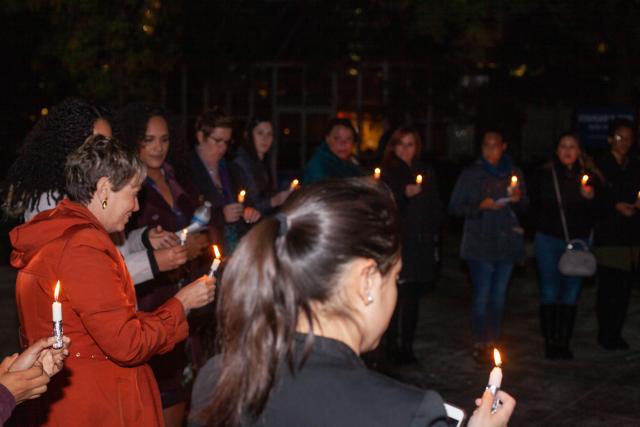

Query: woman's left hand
[[148, 225, 180, 249], [580, 185, 594, 200], [243, 207, 261, 224]]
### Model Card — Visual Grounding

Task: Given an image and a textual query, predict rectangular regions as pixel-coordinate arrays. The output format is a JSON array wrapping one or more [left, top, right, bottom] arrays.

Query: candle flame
[[238, 190, 246, 203], [373, 167, 381, 179], [511, 176, 518, 185], [54, 280, 60, 302], [416, 174, 423, 185], [290, 179, 299, 190], [493, 348, 502, 367], [213, 244, 221, 259], [581, 175, 589, 185]]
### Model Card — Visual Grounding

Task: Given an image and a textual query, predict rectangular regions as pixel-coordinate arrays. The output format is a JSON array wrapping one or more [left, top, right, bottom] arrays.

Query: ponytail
[[206, 178, 399, 426]]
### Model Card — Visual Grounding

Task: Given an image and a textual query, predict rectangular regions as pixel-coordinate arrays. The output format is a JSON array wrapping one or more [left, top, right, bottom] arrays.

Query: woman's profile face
[[326, 125, 355, 161], [253, 121, 274, 159], [138, 116, 170, 170], [556, 136, 580, 166], [102, 175, 141, 233], [93, 118, 112, 138], [393, 133, 417, 165]]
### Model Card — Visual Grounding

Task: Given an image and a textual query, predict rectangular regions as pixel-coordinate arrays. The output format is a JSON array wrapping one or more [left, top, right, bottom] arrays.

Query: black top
[[532, 158, 600, 240], [381, 156, 443, 282], [189, 334, 449, 427], [594, 151, 640, 246], [229, 146, 276, 215]]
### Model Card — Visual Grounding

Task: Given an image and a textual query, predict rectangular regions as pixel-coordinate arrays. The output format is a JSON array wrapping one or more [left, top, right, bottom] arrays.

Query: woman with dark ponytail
[[189, 178, 516, 427]]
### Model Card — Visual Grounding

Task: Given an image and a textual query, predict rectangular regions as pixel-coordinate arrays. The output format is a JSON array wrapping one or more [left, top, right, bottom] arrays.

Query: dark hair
[[552, 131, 604, 181], [207, 178, 399, 426], [3, 98, 111, 215], [326, 118, 358, 141], [242, 117, 273, 160], [608, 117, 634, 137], [115, 103, 169, 152], [381, 126, 423, 166], [195, 106, 234, 140], [65, 134, 145, 204]]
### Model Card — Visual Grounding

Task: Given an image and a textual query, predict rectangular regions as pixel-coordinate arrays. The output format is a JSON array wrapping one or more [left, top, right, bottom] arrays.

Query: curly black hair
[[3, 97, 112, 216]]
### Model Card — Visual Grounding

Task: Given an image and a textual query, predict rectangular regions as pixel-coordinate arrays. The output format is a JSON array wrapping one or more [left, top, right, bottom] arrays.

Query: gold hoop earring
[[102, 198, 108, 210]]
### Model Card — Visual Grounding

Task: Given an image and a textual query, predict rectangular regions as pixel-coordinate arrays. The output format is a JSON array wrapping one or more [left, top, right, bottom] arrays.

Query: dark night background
[[2, 0, 640, 257]]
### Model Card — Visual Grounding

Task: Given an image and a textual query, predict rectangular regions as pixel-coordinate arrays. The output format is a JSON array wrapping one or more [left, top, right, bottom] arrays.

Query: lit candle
[[373, 167, 381, 180], [581, 174, 589, 186], [290, 179, 299, 190], [487, 348, 503, 414], [52, 281, 63, 349], [416, 174, 423, 185], [208, 244, 222, 278], [507, 175, 518, 196], [637, 191, 640, 201], [179, 228, 188, 246], [238, 190, 246, 204]]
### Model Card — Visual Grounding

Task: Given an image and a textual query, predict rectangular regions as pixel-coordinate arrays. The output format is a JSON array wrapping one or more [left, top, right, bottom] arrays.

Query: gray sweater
[[449, 159, 528, 262]]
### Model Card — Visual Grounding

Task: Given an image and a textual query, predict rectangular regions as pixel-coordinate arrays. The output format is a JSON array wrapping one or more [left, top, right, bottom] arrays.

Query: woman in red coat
[[10, 134, 215, 426]]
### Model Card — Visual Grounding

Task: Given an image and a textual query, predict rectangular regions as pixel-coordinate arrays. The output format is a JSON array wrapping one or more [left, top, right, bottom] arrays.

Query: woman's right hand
[[615, 202, 636, 217], [154, 246, 188, 272], [467, 389, 516, 427], [404, 184, 422, 198], [175, 275, 216, 312], [223, 203, 244, 223]]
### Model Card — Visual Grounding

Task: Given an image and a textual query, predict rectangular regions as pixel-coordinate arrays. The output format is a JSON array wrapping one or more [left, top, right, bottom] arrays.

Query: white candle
[[208, 245, 222, 278], [238, 190, 246, 204], [488, 348, 503, 389], [581, 174, 589, 186], [52, 281, 63, 349], [507, 176, 518, 196], [52, 281, 62, 322], [373, 167, 381, 180], [179, 229, 188, 246]]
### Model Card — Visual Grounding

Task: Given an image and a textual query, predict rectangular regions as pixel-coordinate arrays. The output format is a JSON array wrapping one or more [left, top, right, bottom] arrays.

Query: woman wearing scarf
[[449, 130, 528, 363]]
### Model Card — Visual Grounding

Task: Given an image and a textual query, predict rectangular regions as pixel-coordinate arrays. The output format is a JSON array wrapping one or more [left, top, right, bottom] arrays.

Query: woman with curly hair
[[4, 98, 112, 220], [3, 98, 183, 285]]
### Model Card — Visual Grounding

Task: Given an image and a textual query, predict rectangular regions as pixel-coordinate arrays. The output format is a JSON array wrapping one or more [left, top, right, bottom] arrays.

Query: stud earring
[[101, 198, 108, 210], [366, 293, 374, 304]]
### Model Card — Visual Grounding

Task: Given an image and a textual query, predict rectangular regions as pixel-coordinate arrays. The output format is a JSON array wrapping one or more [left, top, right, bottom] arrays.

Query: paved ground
[[1, 239, 639, 426]]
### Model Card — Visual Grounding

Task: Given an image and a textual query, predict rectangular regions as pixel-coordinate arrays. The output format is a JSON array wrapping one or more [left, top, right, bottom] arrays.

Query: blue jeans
[[534, 233, 583, 305], [467, 260, 514, 344]]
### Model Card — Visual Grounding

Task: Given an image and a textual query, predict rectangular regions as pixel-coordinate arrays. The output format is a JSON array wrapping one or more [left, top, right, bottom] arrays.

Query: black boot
[[540, 304, 559, 359], [557, 304, 577, 360]]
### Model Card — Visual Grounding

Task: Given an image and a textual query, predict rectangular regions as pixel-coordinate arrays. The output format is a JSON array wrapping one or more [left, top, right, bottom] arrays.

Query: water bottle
[[186, 201, 212, 233]]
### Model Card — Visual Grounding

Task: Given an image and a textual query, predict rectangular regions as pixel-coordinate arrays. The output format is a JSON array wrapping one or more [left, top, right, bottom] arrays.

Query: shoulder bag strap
[[551, 166, 570, 243]]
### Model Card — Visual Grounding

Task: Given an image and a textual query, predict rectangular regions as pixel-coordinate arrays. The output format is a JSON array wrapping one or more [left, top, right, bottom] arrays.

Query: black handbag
[[551, 166, 597, 277]]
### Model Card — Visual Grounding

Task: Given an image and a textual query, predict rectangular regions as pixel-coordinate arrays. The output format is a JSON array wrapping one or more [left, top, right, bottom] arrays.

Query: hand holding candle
[[52, 281, 63, 349], [208, 244, 222, 278]]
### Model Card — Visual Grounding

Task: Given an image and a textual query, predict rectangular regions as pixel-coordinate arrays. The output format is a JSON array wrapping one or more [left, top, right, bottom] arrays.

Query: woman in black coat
[[229, 118, 291, 216], [381, 126, 444, 363]]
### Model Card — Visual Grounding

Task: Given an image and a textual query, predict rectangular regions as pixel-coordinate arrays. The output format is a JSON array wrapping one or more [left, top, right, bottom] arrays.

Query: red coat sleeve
[[58, 229, 189, 366]]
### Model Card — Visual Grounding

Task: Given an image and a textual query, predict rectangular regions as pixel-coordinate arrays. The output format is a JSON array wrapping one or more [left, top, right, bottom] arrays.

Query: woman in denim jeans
[[449, 130, 528, 363], [532, 133, 601, 360]]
